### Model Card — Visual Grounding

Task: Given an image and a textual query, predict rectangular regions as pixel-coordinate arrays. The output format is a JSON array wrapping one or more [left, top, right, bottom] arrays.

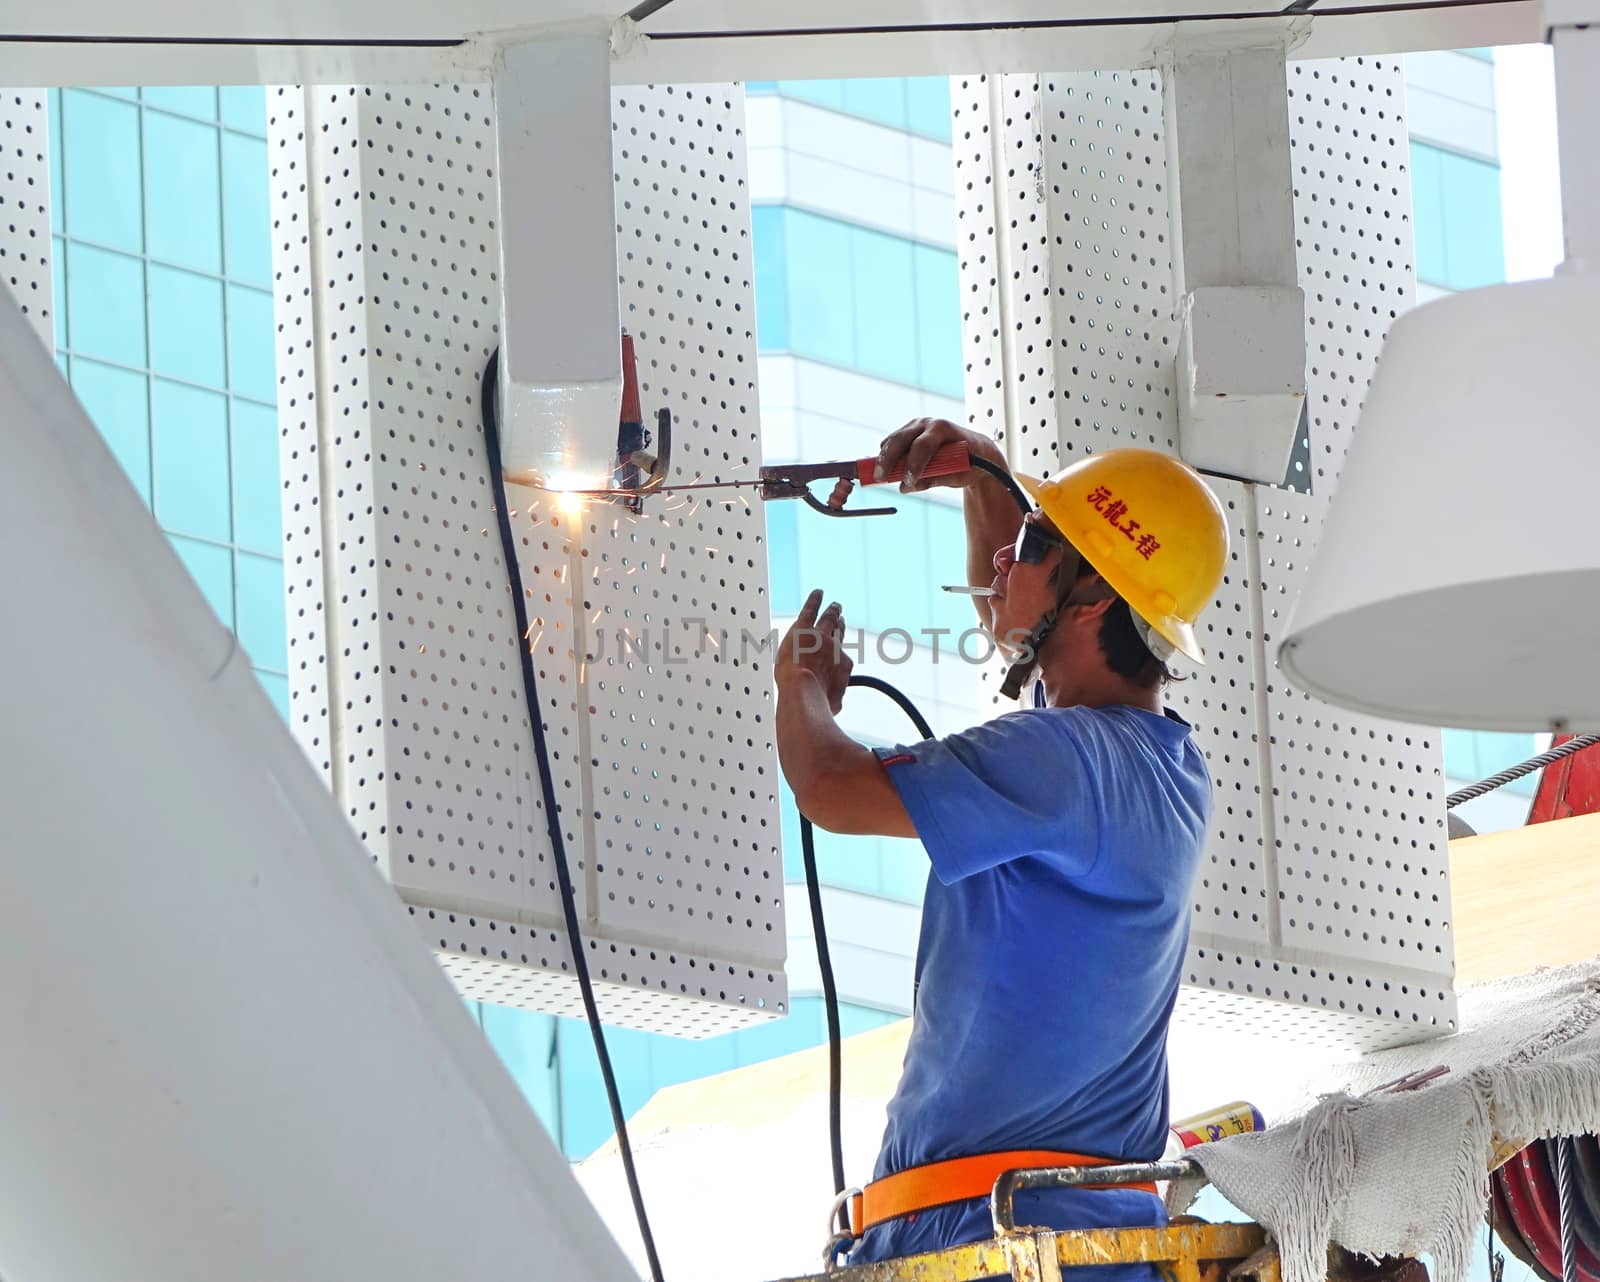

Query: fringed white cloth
[[1189, 959, 1600, 1282]]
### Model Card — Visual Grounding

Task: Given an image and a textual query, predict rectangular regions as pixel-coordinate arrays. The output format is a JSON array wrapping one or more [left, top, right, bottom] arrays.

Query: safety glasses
[[1013, 515, 1069, 565]]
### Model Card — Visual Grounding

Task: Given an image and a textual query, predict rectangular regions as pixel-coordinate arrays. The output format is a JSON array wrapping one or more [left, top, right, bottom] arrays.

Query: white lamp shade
[[1277, 271, 1600, 731]]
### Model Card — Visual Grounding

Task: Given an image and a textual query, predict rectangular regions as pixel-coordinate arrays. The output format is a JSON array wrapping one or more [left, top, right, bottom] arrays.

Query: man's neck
[[1037, 656, 1162, 714]]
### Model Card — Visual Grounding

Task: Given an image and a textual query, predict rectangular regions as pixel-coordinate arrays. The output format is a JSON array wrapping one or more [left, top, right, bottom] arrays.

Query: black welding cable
[[969, 453, 1034, 516], [799, 816, 848, 1219], [801, 674, 936, 1240], [479, 348, 666, 1282], [803, 459, 1025, 1224]]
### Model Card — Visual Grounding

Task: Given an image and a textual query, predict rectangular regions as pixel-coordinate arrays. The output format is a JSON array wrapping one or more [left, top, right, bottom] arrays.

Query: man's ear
[[1068, 593, 1118, 623]]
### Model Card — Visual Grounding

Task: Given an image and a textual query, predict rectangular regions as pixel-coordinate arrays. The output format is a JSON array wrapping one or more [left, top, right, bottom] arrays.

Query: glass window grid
[[768, 488, 974, 643], [1409, 139, 1506, 292], [49, 86, 287, 719], [746, 76, 953, 143], [752, 205, 964, 398], [1441, 727, 1543, 798]]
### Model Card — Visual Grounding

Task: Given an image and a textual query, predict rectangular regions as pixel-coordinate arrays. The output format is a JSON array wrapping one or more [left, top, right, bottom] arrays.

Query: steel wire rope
[[480, 349, 665, 1282], [1559, 1138, 1580, 1282], [1446, 735, 1600, 810]]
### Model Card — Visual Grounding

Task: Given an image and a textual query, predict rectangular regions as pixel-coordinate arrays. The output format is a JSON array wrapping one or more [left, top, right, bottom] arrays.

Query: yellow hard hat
[[1015, 449, 1229, 664]]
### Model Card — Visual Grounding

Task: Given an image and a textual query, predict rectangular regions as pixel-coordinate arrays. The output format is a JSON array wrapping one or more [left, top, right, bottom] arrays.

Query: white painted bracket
[[1542, 0, 1600, 34], [493, 24, 623, 488], [1543, 0, 1600, 272], [1162, 31, 1307, 482]]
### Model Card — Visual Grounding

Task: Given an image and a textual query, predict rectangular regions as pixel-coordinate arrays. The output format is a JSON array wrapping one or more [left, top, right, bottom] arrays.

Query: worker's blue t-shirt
[[851, 702, 1211, 1270]]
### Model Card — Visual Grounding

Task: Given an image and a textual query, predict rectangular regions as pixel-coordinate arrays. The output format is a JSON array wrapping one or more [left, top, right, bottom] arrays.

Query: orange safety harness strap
[[847, 1149, 1159, 1237]]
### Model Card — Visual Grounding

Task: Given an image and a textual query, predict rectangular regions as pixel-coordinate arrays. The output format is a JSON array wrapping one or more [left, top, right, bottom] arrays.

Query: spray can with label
[[1162, 1101, 1266, 1159]]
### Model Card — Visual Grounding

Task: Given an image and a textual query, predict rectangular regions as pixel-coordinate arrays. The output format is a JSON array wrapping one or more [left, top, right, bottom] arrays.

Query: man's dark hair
[[1061, 551, 1175, 689], [1096, 598, 1173, 689]]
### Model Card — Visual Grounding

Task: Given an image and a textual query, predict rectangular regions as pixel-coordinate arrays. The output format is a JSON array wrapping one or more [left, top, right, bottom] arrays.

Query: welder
[[773, 417, 1230, 1276]]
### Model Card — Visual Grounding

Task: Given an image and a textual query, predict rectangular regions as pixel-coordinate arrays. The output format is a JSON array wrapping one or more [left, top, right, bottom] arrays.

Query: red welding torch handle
[[856, 442, 971, 487]]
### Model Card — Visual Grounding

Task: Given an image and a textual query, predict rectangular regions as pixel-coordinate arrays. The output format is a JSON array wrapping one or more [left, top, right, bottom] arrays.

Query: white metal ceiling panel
[[0, 92, 52, 352], [955, 61, 1454, 1051], [270, 81, 786, 1036]]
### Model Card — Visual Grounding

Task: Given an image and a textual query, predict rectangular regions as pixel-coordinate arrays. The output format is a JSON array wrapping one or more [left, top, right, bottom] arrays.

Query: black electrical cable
[[479, 348, 666, 1282], [849, 675, 938, 742], [799, 817, 849, 1223], [968, 453, 1033, 516], [800, 673, 936, 1242]]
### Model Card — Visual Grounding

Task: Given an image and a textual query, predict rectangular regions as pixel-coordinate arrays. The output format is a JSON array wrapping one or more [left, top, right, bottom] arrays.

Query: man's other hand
[[775, 589, 852, 715]]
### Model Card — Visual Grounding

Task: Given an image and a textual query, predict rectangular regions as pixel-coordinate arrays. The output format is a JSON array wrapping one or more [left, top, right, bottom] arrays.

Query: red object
[[1493, 1168, 1554, 1282], [619, 333, 642, 426], [1500, 1145, 1600, 1282], [855, 442, 970, 487], [1527, 734, 1600, 823]]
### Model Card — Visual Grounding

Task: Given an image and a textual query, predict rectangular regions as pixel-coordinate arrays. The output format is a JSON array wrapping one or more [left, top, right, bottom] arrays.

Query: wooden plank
[[1449, 811, 1600, 986]]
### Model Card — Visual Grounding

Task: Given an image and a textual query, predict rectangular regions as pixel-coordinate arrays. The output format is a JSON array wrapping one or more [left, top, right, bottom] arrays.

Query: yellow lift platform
[[778, 1158, 1426, 1282]]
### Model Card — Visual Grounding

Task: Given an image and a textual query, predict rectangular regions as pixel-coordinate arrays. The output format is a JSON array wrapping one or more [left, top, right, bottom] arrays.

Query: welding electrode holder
[[609, 331, 671, 515], [758, 441, 975, 518]]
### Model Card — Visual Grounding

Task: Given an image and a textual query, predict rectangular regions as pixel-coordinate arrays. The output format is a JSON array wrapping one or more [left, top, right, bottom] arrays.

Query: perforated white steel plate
[[1287, 57, 1417, 491], [270, 82, 786, 1035], [0, 92, 53, 351], [955, 62, 1452, 1050]]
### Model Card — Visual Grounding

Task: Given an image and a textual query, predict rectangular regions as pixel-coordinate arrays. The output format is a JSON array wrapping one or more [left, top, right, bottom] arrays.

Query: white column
[[1549, 13, 1600, 270]]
